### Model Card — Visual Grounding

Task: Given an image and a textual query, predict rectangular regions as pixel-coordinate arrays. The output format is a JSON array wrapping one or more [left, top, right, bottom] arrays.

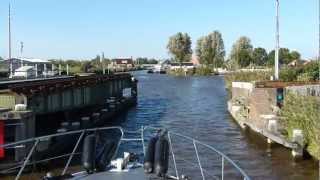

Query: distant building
[[169, 62, 195, 71], [111, 58, 134, 70], [288, 59, 307, 67], [191, 54, 200, 65], [4, 58, 55, 77], [12, 66, 36, 78]]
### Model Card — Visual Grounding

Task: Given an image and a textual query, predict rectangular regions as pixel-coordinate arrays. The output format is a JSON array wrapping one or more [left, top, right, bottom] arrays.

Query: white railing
[[0, 126, 251, 180]]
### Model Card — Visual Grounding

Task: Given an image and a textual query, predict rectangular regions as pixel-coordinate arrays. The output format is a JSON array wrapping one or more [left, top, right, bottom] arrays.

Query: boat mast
[[8, 3, 13, 78], [274, 0, 280, 80]]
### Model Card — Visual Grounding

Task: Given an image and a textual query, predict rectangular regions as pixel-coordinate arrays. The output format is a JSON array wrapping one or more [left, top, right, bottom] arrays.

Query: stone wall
[[231, 82, 253, 105], [248, 88, 277, 130]]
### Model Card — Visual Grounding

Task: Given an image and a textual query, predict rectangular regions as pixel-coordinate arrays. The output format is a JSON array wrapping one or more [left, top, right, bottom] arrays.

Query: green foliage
[[279, 60, 319, 82], [196, 31, 225, 68], [267, 48, 297, 66], [195, 66, 215, 76], [252, 47, 268, 66], [281, 93, 320, 160], [279, 67, 300, 82], [230, 36, 253, 68], [0, 56, 3, 61], [302, 61, 320, 81], [167, 32, 192, 64], [136, 57, 159, 64], [290, 51, 301, 60]]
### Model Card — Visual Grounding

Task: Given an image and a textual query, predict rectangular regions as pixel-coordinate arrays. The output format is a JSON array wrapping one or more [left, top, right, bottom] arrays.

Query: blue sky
[[0, 0, 318, 60]]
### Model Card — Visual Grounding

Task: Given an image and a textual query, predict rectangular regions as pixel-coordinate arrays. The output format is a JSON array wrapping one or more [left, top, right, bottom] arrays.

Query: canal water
[[115, 71, 318, 180]]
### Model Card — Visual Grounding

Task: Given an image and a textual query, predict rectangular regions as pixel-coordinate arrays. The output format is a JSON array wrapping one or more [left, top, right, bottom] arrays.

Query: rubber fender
[[81, 134, 96, 174], [143, 136, 158, 173], [154, 136, 169, 177]]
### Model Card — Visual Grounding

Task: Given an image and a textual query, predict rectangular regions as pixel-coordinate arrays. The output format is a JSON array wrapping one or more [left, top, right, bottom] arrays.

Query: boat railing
[[0, 126, 124, 180], [142, 126, 251, 180], [0, 126, 250, 180]]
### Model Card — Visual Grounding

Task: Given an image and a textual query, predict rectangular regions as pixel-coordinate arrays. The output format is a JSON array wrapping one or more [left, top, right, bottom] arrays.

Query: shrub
[[279, 67, 300, 82], [281, 93, 320, 160], [195, 66, 214, 76]]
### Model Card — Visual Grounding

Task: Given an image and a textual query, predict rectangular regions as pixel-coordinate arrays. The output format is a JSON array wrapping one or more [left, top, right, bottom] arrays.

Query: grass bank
[[281, 93, 320, 160]]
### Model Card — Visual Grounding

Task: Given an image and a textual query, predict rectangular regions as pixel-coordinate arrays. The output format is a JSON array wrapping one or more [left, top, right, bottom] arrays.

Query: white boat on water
[[0, 126, 250, 180]]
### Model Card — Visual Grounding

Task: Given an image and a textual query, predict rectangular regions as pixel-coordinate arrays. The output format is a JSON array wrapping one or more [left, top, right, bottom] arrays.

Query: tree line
[[167, 32, 302, 69]]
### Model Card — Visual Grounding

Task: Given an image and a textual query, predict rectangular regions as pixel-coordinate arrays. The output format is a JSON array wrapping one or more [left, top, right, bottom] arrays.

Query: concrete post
[[52, 64, 55, 76], [291, 129, 304, 158], [44, 64, 47, 78], [35, 64, 38, 78], [267, 120, 278, 134], [66, 64, 69, 76], [59, 64, 62, 76]]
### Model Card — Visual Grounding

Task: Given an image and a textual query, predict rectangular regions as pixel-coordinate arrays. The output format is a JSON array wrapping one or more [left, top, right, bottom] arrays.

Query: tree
[[196, 31, 225, 68], [290, 51, 301, 60], [252, 47, 268, 66], [230, 36, 253, 68], [136, 57, 148, 64], [167, 32, 192, 65], [0, 57, 3, 61], [267, 48, 297, 65]]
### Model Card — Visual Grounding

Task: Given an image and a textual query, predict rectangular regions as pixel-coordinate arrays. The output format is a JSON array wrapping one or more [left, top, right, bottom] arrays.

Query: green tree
[[196, 31, 225, 68], [267, 48, 293, 65], [167, 32, 192, 65], [136, 57, 148, 64], [252, 47, 268, 66], [0, 57, 3, 61], [290, 51, 301, 60], [196, 37, 206, 64], [230, 36, 253, 68]]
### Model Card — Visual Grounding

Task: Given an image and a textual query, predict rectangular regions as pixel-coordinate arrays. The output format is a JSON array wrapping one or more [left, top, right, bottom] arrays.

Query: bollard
[[100, 109, 109, 119], [57, 128, 67, 133], [101, 109, 108, 113], [61, 122, 69, 128], [291, 129, 304, 158], [91, 113, 100, 124], [267, 120, 278, 134], [71, 122, 80, 131], [81, 117, 90, 128], [109, 103, 116, 110]]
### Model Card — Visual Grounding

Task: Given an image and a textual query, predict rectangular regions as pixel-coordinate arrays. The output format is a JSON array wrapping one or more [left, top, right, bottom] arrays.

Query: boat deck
[[70, 167, 168, 180]]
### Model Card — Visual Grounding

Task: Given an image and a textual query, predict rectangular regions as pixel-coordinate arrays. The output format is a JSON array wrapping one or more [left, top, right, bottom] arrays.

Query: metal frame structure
[[0, 126, 251, 180]]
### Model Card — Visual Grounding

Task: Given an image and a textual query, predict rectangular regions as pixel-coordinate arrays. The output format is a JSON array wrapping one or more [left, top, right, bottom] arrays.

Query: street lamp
[[274, 0, 280, 80]]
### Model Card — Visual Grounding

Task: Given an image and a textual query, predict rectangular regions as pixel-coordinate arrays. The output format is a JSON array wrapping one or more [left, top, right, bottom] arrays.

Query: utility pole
[[8, 4, 13, 78], [101, 52, 106, 75], [275, 0, 280, 80], [20, 42, 24, 67]]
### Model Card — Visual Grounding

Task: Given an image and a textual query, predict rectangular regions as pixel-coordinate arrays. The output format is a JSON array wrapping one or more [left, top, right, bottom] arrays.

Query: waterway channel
[[114, 71, 318, 180]]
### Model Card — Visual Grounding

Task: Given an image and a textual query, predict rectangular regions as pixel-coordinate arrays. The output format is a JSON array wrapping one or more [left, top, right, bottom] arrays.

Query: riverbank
[[224, 71, 320, 161], [121, 72, 318, 179]]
